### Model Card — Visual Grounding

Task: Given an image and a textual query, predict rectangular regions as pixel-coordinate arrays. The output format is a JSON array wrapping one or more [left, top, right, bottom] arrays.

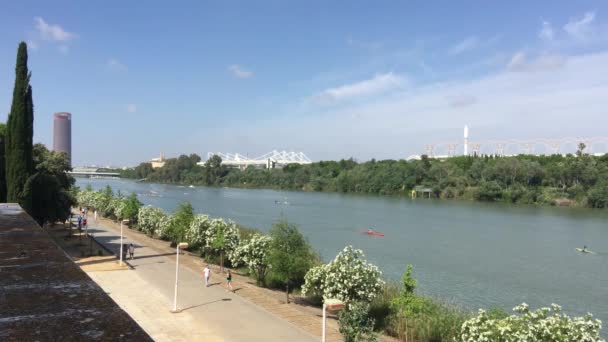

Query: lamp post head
[[121, 219, 130, 224], [324, 298, 345, 311], [177, 242, 189, 249]]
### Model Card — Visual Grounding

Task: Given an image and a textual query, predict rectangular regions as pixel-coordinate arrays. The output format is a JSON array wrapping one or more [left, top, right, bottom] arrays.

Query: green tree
[[268, 220, 314, 303], [121, 193, 143, 223], [587, 182, 608, 208], [0, 123, 7, 202], [203, 154, 226, 185], [5, 42, 34, 206], [100, 185, 114, 217], [21, 145, 75, 225], [167, 202, 195, 244]]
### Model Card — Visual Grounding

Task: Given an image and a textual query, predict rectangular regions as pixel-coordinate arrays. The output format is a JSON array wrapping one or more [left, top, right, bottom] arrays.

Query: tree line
[[121, 146, 608, 208], [0, 42, 75, 225]]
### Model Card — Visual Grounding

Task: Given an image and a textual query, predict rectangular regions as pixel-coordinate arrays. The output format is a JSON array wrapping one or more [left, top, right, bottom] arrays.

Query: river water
[[77, 178, 608, 323]]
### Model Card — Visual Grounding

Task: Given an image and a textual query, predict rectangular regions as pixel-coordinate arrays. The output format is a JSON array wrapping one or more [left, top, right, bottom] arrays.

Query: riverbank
[[117, 153, 608, 209], [76, 178, 608, 339]]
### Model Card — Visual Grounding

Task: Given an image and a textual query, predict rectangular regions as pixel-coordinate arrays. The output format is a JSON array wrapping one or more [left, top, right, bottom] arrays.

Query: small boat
[[361, 229, 385, 237], [576, 248, 595, 254], [188, 185, 195, 188]]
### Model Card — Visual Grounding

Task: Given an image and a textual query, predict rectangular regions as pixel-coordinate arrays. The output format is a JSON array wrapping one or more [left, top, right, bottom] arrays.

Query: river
[[77, 178, 608, 323]]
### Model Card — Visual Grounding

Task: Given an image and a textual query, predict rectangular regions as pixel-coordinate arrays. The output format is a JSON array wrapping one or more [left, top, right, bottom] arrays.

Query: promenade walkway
[[82, 214, 343, 341]]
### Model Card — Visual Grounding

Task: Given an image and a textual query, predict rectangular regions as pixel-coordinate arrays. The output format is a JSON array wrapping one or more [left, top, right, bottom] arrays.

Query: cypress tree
[[0, 123, 6, 202], [5, 42, 34, 205]]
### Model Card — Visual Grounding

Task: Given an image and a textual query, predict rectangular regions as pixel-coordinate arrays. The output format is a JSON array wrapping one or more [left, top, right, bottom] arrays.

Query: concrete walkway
[[81, 216, 323, 342]]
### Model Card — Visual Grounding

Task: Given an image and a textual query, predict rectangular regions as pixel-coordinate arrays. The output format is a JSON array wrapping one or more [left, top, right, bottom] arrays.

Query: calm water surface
[[78, 178, 608, 322]]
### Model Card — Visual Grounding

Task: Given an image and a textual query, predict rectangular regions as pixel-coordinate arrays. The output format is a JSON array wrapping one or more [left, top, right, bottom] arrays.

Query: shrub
[[388, 265, 468, 341], [205, 218, 240, 271], [587, 183, 608, 208], [461, 303, 604, 342], [474, 180, 503, 201], [339, 302, 377, 342], [231, 233, 272, 285], [185, 214, 211, 249], [137, 206, 168, 236], [302, 246, 384, 303]]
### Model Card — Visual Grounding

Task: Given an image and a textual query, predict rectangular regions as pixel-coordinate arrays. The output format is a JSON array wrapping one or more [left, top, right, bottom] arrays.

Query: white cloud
[[212, 51, 608, 160], [539, 21, 554, 41], [27, 40, 38, 50], [127, 104, 137, 113], [34, 17, 76, 42], [449, 36, 479, 55], [507, 52, 567, 72], [315, 73, 405, 103], [229, 65, 253, 78], [564, 12, 595, 39], [107, 58, 127, 71]]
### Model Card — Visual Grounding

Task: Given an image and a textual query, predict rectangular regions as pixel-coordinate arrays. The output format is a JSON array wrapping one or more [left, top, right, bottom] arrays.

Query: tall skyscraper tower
[[53, 112, 71, 165]]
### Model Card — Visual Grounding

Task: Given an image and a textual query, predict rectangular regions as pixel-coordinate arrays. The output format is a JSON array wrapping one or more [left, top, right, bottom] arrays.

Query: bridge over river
[[69, 167, 120, 178]]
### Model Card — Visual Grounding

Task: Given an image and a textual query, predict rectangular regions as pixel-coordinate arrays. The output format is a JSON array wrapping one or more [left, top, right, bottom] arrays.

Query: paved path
[[82, 217, 319, 342]]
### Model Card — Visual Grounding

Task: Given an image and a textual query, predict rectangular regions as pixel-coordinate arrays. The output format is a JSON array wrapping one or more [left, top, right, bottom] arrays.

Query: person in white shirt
[[203, 265, 211, 287]]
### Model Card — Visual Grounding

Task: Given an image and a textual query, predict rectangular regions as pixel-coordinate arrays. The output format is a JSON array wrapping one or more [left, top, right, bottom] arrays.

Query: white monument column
[[464, 125, 469, 156]]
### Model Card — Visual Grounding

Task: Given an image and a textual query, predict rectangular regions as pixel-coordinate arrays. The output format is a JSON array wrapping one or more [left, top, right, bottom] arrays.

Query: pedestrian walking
[[77, 215, 82, 230], [122, 243, 128, 261], [128, 243, 135, 260], [226, 270, 233, 292], [203, 265, 211, 287]]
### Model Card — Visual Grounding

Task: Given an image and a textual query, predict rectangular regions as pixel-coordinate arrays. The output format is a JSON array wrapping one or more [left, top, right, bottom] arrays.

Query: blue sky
[[1, 1, 608, 166]]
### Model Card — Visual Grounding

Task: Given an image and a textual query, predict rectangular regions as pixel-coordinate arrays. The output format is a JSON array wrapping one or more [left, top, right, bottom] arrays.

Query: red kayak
[[361, 230, 385, 237]]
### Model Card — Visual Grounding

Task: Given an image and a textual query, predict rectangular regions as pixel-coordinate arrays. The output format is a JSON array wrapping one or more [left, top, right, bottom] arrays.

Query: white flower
[[302, 245, 384, 303]]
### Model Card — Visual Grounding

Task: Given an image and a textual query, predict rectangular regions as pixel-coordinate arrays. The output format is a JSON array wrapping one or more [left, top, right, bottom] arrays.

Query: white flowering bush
[[185, 214, 211, 248], [205, 218, 240, 270], [76, 189, 94, 208], [231, 234, 272, 284], [89, 192, 106, 211], [137, 206, 169, 236], [302, 246, 384, 303], [461, 303, 604, 342], [155, 214, 172, 239], [112, 198, 127, 220]]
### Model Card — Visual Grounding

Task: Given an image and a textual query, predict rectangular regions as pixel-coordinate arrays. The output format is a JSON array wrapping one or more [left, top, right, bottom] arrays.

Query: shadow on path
[[131, 260, 167, 268], [180, 298, 232, 312]]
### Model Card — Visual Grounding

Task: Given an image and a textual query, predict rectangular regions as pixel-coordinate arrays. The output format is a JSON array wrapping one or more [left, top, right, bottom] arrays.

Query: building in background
[[53, 112, 71, 165], [150, 153, 166, 168]]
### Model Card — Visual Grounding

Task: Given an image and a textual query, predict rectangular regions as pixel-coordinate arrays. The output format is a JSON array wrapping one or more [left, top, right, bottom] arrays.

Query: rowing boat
[[361, 230, 385, 237], [576, 248, 595, 254]]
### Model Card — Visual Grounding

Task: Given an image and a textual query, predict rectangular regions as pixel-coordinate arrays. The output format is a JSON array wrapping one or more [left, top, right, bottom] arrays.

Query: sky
[[1, 1, 608, 166]]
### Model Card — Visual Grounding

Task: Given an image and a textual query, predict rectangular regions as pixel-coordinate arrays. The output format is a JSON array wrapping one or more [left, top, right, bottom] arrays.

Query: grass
[[368, 283, 470, 342]]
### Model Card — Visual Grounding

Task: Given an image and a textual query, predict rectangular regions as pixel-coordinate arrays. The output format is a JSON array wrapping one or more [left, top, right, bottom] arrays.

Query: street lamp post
[[322, 298, 344, 342], [119, 219, 129, 266], [171, 242, 189, 313]]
